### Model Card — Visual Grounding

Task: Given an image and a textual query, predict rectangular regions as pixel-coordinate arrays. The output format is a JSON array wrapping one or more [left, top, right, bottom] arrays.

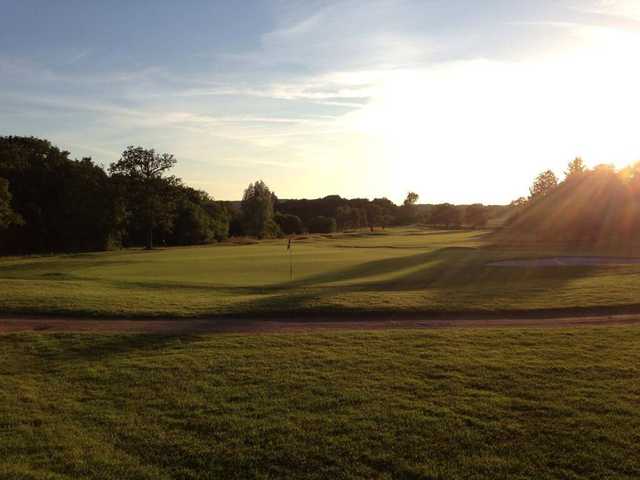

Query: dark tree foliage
[[464, 204, 489, 228], [0, 178, 22, 230], [403, 192, 419, 206], [276, 195, 402, 231], [274, 212, 304, 235], [370, 198, 397, 229], [398, 191, 420, 225], [109, 146, 179, 249], [167, 188, 230, 245], [0, 136, 121, 253], [430, 203, 462, 228], [0, 138, 230, 254], [336, 205, 367, 230], [277, 195, 347, 227], [308, 216, 337, 233]]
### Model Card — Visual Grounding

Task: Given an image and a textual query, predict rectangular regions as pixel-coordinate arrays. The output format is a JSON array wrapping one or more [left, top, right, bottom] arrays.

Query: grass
[[1, 326, 639, 479], [2, 227, 640, 318]]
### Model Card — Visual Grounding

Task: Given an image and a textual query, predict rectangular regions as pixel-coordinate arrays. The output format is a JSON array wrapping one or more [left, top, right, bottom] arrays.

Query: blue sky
[[2, 0, 640, 203]]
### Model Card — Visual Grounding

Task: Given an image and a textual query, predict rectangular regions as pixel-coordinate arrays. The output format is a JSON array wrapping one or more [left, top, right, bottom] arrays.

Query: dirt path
[[1, 313, 640, 334]]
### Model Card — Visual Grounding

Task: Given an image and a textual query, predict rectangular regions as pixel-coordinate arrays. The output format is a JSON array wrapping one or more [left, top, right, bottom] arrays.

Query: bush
[[308, 216, 337, 233]]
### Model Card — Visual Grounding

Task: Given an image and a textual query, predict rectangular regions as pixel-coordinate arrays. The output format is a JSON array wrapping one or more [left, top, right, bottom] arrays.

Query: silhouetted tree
[[529, 170, 558, 199], [403, 192, 419, 206], [109, 146, 178, 249], [399, 191, 420, 224], [0, 136, 121, 253]]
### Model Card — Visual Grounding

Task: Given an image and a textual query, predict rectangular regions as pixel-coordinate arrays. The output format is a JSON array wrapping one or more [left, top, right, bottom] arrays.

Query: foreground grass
[[2, 228, 640, 317], [1, 326, 638, 479]]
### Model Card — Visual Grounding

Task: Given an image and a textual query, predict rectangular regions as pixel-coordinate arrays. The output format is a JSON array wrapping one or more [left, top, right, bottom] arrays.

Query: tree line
[[0, 137, 229, 253], [506, 157, 640, 244], [0, 136, 503, 254]]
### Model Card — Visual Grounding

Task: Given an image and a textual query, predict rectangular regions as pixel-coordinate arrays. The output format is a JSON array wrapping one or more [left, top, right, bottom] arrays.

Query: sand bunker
[[489, 256, 640, 267]]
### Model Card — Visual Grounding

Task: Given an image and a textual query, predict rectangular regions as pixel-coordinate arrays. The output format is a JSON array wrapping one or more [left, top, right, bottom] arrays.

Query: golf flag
[[287, 238, 292, 250]]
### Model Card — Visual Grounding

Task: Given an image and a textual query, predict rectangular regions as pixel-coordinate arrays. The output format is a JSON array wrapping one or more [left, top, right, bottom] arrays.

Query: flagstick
[[289, 245, 293, 281]]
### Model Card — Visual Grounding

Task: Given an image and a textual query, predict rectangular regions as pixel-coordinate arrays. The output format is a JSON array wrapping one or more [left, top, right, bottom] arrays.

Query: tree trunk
[[146, 227, 153, 250]]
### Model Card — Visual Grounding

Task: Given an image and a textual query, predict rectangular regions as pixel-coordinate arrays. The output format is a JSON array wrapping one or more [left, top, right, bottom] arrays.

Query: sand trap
[[489, 256, 640, 267]]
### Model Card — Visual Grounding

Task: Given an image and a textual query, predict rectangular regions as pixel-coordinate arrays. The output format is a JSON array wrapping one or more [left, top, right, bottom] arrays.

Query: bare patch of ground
[[489, 256, 640, 267], [1, 314, 640, 334]]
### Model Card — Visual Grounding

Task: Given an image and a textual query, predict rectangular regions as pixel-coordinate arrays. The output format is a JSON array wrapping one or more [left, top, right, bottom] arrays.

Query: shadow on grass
[[229, 244, 634, 318], [34, 333, 201, 365]]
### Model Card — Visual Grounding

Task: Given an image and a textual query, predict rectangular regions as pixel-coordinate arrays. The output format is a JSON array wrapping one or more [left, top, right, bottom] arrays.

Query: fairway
[[2, 228, 640, 318], [1, 326, 639, 479]]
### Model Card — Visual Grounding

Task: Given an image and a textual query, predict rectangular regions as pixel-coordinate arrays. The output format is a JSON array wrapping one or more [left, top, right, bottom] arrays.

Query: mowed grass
[[1, 327, 639, 479], [2, 228, 640, 317]]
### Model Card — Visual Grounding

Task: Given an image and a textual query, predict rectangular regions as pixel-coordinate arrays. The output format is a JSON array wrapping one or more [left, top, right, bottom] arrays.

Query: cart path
[[1, 313, 640, 334]]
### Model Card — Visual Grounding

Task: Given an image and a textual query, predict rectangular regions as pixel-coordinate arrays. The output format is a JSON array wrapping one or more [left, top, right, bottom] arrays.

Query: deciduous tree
[[109, 146, 178, 249], [529, 170, 558, 200]]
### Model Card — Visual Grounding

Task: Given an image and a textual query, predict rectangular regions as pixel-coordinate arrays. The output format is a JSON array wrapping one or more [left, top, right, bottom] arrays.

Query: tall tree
[[403, 192, 419, 206], [529, 170, 558, 199], [241, 180, 280, 238], [109, 146, 178, 249], [565, 157, 587, 179], [399, 191, 420, 225]]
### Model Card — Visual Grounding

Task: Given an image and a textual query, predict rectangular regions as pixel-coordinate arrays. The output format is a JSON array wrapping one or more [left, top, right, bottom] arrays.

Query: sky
[[2, 0, 640, 204]]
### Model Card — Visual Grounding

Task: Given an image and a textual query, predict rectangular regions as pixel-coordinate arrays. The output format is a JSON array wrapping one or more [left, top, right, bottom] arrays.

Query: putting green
[[1, 228, 640, 317]]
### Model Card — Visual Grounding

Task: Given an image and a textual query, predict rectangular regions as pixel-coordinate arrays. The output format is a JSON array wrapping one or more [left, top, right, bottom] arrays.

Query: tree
[[565, 157, 586, 179], [336, 205, 368, 230], [308, 216, 337, 233], [0, 178, 22, 229], [241, 180, 280, 238], [168, 188, 230, 245], [368, 197, 398, 229], [109, 146, 178, 249], [529, 170, 558, 200], [274, 212, 304, 235], [0, 136, 121, 253], [430, 203, 462, 227], [399, 191, 420, 225], [403, 192, 419, 207], [465, 204, 489, 228]]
